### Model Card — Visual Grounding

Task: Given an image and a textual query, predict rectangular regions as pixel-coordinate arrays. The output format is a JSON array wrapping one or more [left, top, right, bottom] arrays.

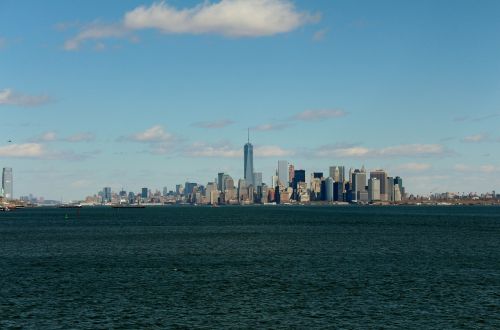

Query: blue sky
[[1, 0, 500, 200]]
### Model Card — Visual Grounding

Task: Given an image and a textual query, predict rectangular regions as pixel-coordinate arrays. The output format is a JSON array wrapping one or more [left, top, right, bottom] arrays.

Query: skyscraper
[[103, 187, 112, 203], [370, 170, 388, 201], [244, 130, 254, 187], [2, 167, 13, 200], [278, 160, 288, 186]]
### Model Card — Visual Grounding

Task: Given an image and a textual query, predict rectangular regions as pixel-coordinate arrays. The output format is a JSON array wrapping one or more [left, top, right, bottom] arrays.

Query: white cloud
[[251, 123, 290, 131], [129, 125, 175, 143], [461, 133, 489, 143], [65, 132, 95, 142], [124, 0, 319, 37], [453, 164, 470, 172], [479, 165, 499, 173], [184, 142, 293, 158], [0, 88, 52, 107], [64, 0, 319, 50], [293, 109, 346, 121], [312, 28, 327, 41], [64, 23, 127, 51], [184, 142, 240, 158], [254, 145, 294, 157], [378, 144, 447, 157], [314, 143, 449, 158], [0, 143, 46, 158], [38, 131, 58, 142], [192, 119, 234, 128], [395, 163, 432, 172]]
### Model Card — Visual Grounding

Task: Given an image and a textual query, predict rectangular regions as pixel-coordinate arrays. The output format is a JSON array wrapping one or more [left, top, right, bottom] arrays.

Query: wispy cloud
[[312, 28, 327, 42], [314, 143, 451, 158], [63, 0, 320, 50], [251, 123, 290, 131], [64, 22, 128, 51], [124, 125, 178, 154], [0, 88, 52, 107], [453, 113, 500, 122], [0, 143, 46, 158], [292, 109, 347, 121], [395, 163, 432, 172], [184, 141, 293, 158], [29, 131, 95, 143], [128, 125, 175, 143], [461, 133, 489, 143], [64, 132, 95, 142], [192, 119, 234, 129]]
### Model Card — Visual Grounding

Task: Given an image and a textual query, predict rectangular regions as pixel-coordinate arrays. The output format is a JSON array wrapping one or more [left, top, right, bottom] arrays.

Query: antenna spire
[[247, 128, 250, 143]]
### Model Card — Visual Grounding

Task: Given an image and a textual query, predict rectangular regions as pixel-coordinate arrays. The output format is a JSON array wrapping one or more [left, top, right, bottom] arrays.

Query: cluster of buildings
[[89, 139, 407, 206]]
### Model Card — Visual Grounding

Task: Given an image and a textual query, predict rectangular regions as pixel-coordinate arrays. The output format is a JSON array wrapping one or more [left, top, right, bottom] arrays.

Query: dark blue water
[[1, 206, 499, 328]]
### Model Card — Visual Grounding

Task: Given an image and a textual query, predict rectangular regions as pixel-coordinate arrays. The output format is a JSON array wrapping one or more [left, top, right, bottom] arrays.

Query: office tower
[[394, 177, 403, 191], [237, 179, 248, 201], [292, 170, 305, 189], [394, 184, 402, 201], [288, 164, 295, 186], [325, 177, 334, 201], [2, 167, 13, 200], [127, 191, 135, 203], [278, 160, 288, 186], [217, 173, 225, 192], [162, 186, 168, 197], [313, 172, 323, 179], [244, 131, 254, 187], [253, 172, 263, 187], [103, 187, 112, 203], [184, 182, 197, 196], [141, 188, 148, 199], [386, 177, 394, 201], [351, 170, 367, 202], [368, 178, 380, 201], [271, 174, 279, 188], [349, 168, 354, 183], [370, 170, 388, 201], [330, 166, 345, 183], [310, 173, 322, 201]]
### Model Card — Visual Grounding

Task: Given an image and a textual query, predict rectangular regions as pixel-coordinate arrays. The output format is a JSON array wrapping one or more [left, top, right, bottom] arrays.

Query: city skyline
[[1, 0, 500, 200]]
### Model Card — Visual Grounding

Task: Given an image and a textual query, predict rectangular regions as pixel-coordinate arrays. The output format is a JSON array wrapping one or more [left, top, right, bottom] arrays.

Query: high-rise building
[[370, 170, 388, 201], [368, 178, 380, 201], [103, 187, 112, 203], [253, 172, 263, 187], [351, 169, 367, 202], [292, 170, 306, 189], [244, 132, 254, 187], [2, 167, 13, 200], [278, 160, 288, 186], [288, 164, 295, 187], [325, 177, 334, 201], [141, 187, 148, 199], [329, 166, 345, 183], [162, 186, 168, 197]]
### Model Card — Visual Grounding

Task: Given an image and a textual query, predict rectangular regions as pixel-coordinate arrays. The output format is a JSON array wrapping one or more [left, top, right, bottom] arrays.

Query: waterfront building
[[237, 179, 248, 202], [2, 167, 13, 200], [278, 160, 289, 186], [141, 187, 148, 199], [386, 177, 394, 201], [310, 175, 322, 201]]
